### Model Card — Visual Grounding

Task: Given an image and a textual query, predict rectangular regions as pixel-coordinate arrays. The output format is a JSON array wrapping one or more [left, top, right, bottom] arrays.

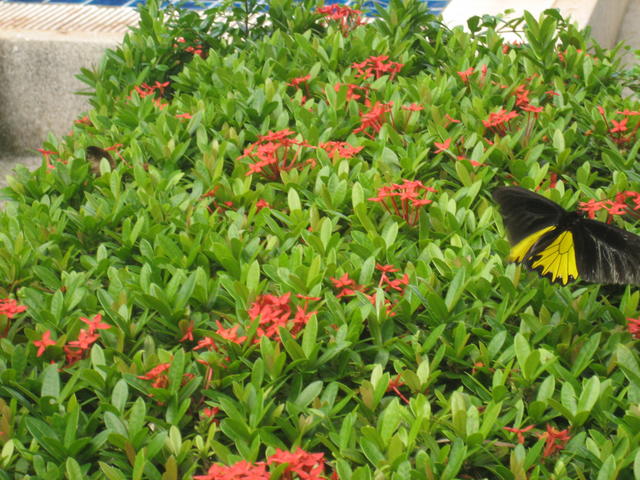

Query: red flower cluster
[[36, 148, 65, 170], [330, 264, 409, 317], [578, 190, 640, 220], [483, 109, 519, 136], [538, 424, 571, 457], [0, 298, 27, 319], [352, 56, 404, 81], [289, 75, 311, 104], [201, 186, 234, 214], [353, 101, 393, 138], [138, 362, 171, 389], [503, 424, 535, 444], [240, 129, 316, 181], [32, 313, 111, 366], [333, 83, 369, 102], [597, 107, 640, 146], [174, 36, 206, 58], [368, 179, 436, 226], [194, 447, 325, 480], [316, 3, 365, 36], [513, 84, 543, 115], [64, 314, 111, 366], [133, 81, 170, 98], [503, 423, 570, 457], [627, 317, 640, 339], [248, 293, 318, 341], [319, 141, 363, 159]]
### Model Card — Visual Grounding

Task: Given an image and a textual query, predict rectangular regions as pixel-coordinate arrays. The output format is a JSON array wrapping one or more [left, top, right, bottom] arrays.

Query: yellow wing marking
[[530, 230, 578, 285], [508, 225, 556, 262]]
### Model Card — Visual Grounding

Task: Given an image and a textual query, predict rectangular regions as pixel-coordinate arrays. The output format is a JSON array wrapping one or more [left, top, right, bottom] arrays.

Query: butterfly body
[[493, 186, 640, 285]]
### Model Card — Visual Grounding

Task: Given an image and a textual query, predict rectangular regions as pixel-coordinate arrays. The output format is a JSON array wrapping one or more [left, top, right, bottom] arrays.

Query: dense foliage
[[2, 0, 640, 477]]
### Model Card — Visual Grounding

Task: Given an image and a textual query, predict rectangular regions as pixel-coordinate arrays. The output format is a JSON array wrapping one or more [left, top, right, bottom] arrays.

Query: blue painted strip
[[0, 0, 448, 13]]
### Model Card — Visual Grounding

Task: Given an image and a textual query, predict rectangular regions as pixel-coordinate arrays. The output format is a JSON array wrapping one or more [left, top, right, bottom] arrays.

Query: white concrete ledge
[[442, 0, 630, 49], [0, 4, 136, 155]]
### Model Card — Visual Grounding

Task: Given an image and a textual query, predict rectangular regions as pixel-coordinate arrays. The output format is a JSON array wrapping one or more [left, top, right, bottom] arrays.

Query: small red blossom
[[175, 112, 193, 119], [352, 56, 403, 81], [194, 460, 269, 480], [317, 4, 365, 36], [193, 336, 217, 351], [34, 330, 56, 357], [319, 141, 363, 159], [368, 179, 437, 226], [255, 198, 271, 211], [387, 375, 410, 404], [444, 113, 461, 127], [240, 129, 316, 181], [628, 317, 640, 339], [138, 363, 171, 389], [402, 103, 423, 112], [180, 322, 194, 342], [80, 313, 110, 334], [353, 101, 393, 138], [578, 198, 608, 219], [0, 298, 27, 319], [483, 109, 518, 136], [288, 74, 311, 88], [610, 118, 628, 133], [215, 320, 247, 344], [538, 424, 571, 457], [267, 447, 325, 480], [433, 138, 451, 153], [457, 67, 474, 83], [333, 82, 369, 102], [504, 424, 535, 444], [545, 90, 559, 96], [248, 293, 317, 341]]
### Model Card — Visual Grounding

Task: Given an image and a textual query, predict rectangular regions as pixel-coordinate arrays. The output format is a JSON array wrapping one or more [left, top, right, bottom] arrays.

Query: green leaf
[[41, 363, 60, 400], [65, 457, 84, 480]]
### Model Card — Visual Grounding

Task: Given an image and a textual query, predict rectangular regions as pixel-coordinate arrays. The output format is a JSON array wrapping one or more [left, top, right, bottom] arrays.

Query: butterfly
[[493, 186, 640, 285]]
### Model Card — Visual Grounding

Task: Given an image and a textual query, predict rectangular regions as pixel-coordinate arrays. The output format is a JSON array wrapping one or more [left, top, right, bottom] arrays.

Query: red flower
[[610, 118, 628, 133], [387, 375, 409, 404], [255, 199, 271, 211], [578, 198, 607, 219], [215, 321, 247, 344], [504, 424, 535, 444], [80, 313, 111, 334], [433, 138, 451, 153], [457, 67, 474, 83], [194, 460, 269, 480], [193, 336, 217, 351], [319, 141, 363, 159], [240, 129, 315, 181], [402, 103, 423, 112], [538, 424, 571, 457], [138, 363, 171, 389], [628, 317, 640, 339], [0, 298, 27, 319], [352, 56, 404, 81], [353, 101, 393, 138], [67, 329, 100, 350], [34, 330, 56, 357], [368, 179, 437, 226], [288, 74, 311, 88], [317, 4, 365, 36], [483, 109, 518, 136], [175, 112, 193, 119], [267, 447, 325, 480], [247, 293, 316, 341]]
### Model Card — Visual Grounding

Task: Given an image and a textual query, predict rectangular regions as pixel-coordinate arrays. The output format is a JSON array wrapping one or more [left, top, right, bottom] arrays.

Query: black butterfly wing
[[492, 187, 566, 244], [572, 218, 640, 285]]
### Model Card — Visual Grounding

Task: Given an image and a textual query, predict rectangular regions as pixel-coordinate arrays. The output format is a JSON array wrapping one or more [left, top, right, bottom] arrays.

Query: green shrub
[[2, 0, 640, 478]]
